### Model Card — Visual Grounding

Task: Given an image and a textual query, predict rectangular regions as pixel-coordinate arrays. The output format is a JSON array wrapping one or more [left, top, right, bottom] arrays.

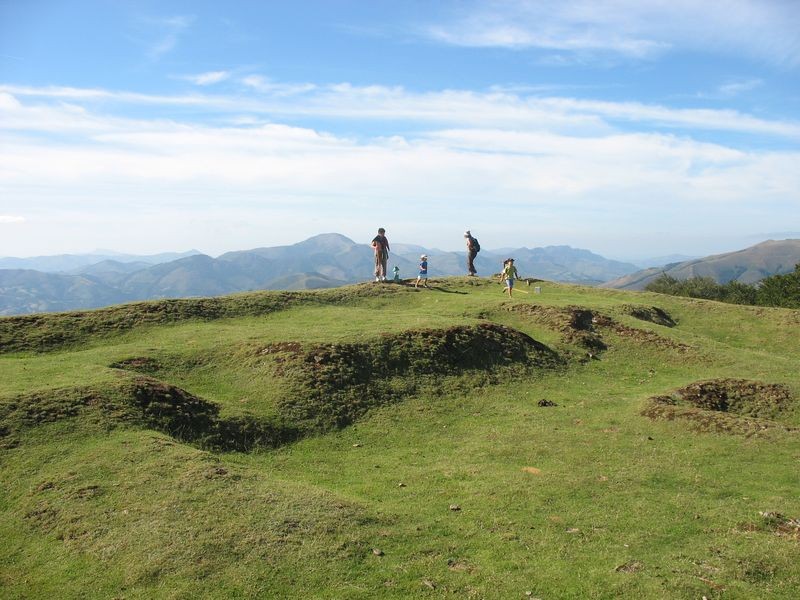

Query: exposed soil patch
[[275, 323, 562, 431], [620, 305, 676, 327], [260, 342, 304, 356], [506, 303, 693, 356], [602, 318, 692, 353], [642, 379, 796, 436], [0, 377, 298, 452], [109, 356, 162, 374], [759, 512, 800, 540], [505, 304, 608, 352]]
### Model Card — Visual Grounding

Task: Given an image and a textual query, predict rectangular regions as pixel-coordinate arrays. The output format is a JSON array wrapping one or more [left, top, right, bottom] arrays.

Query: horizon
[[2, 230, 799, 265], [2, 1, 799, 259]]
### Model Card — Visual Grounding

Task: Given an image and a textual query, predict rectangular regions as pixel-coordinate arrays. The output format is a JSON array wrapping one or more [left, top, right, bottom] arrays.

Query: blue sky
[[1, 0, 799, 260]]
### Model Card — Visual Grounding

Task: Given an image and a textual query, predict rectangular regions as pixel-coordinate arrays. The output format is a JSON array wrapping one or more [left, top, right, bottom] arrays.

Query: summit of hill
[[0, 234, 637, 315], [1, 276, 799, 598]]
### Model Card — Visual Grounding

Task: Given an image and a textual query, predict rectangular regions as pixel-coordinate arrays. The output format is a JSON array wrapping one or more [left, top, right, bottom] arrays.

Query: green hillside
[[1, 277, 798, 599]]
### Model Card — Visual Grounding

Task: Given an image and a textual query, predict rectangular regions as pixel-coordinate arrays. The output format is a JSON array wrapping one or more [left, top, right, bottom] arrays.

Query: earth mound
[[0, 377, 296, 451], [504, 304, 607, 353], [621, 305, 676, 327], [642, 378, 796, 436], [507, 303, 692, 356], [270, 323, 562, 430]]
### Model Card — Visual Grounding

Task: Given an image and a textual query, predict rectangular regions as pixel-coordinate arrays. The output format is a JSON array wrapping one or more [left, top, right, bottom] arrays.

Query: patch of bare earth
[[642, 379, 797, 436], [505, 303, 691, 356]]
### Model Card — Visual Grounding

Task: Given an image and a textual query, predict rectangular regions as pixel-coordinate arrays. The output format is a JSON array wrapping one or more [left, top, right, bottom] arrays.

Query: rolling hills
[[0, 234, 639, 315], [1, 276, 798, 598], [602, 239, 800, 290]]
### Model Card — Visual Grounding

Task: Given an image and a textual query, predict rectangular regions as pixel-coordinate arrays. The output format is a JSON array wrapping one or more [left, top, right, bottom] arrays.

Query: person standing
[[500, 258, 521, 297], [371, 227, 390, 282], [464, 230, 480, 276], [415, 254, 429, 288]]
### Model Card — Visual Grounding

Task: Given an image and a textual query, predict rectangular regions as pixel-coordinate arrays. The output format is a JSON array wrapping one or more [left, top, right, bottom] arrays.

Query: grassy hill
[[1, 277, 798, 598]]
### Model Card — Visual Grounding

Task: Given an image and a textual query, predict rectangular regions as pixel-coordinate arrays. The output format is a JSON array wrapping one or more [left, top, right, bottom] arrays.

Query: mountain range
[[1, 234, 638, 315], [4, 235, 798, 316], [0, 250, 201, 272], [602, 239, 800, 290]]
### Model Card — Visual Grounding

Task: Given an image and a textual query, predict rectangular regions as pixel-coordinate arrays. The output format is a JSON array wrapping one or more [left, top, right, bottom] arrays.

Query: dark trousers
[[467, 251, 477, 275]]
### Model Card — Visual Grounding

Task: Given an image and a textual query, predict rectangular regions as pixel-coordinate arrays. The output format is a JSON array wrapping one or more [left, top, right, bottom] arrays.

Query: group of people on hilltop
[[370, 227, 524, 296]]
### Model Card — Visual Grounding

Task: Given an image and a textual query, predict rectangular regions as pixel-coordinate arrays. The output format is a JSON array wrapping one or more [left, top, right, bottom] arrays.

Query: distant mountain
[[70, 260, 153, 286], [628, 254, 700, 269], [602, 240, 800, 290], [495, 246, 638, 284], [394, 244, 637, 283], [0, 269, 121, 316], [0, 250, 201, 273], [0, 233, 640, 315]]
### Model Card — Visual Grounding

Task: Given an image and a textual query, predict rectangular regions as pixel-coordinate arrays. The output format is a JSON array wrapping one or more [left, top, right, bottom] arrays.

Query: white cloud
[[1, 84, 798, 257], [139, 14, 195, 60], [718, 79, 764, 97], [0, 215, 26, 223], [181, 71, 231, 86], [241, 75, 317, 96], [424, 0, 800, 66], [3, 83, 798, 140]]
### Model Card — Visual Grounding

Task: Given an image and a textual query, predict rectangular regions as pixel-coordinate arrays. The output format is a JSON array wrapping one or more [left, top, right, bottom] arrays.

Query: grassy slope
[[1, 278, 799, 599]]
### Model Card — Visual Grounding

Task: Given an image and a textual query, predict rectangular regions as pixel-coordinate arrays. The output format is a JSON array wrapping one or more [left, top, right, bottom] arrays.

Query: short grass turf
[[1, 277, 799, 599]]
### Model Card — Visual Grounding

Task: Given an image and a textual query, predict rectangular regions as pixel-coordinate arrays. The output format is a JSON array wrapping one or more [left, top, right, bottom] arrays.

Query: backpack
[[472, 237, 480, 253]]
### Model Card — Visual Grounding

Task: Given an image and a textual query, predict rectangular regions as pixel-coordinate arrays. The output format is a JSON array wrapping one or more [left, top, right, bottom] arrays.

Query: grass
[[1, 277, 799, 598]]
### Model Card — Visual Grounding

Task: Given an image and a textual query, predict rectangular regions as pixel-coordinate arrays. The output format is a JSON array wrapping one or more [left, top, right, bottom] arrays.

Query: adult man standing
[[464, 230, 479, 276], [372, 227, 390, 282]]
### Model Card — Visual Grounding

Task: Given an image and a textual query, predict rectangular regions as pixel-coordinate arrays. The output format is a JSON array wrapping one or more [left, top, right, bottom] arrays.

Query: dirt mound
[[506, 303, 691, 355], [505, 304, 607, 352], [0, 377, 296, 452], [642, 379, 796, 436], [273, 323, 562, 430], [621, 305, 676, 327]]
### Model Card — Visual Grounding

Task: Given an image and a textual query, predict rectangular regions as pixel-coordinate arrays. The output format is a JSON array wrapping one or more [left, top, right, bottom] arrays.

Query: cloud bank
[[1, 80, 798, 256]]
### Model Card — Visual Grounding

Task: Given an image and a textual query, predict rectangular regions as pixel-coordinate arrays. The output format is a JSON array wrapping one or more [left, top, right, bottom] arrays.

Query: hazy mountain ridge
[[602, 239, 800, 290], [1, 233, 638, 315], [0, 250, 202, 273]]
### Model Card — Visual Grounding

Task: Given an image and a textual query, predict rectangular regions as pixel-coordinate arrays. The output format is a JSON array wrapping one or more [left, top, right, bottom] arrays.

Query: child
[[500, 258, 520, 297], [392, 265, 401, 281], [415, 254, 429, 288]]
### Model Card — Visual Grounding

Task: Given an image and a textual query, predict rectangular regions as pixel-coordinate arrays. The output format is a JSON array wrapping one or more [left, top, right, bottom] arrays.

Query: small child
[[500, 258, 520, 297], [392, 265, 401, 281], [415, 254, 429, 288]]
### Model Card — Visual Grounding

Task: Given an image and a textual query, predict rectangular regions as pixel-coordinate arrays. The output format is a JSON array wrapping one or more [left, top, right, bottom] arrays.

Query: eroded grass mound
[[642, 378, 797, 436], [0, 377, 297, 451], [506, 303, 691, 356], [271, 323, 562, 430], [4, 323, 559, 450], [504, 304, 607, 353], [621, 304, 677, 327], [0, 283, 411, 354]]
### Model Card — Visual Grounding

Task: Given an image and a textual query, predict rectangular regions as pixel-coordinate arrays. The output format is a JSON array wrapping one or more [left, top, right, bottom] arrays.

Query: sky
[[1, 0, 799, 260]]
